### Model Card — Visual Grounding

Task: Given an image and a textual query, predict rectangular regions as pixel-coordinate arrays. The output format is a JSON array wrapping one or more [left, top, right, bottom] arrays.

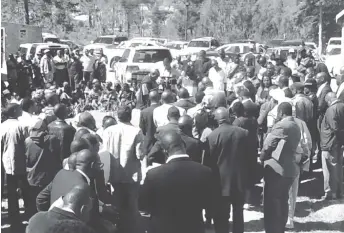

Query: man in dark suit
[[140, 131, 220, 233], [27, 184, 93, 233], [206, 107, 249, 233], [194, 50, 212, 82], [139, 90, 160, 157], [174, 88, 196, 111], [239, 88, 259, 118], [147, 106, 181, 165], [260, 102, 301, 233], [48, 103, 76, 161], [178, 115, 203, 163]]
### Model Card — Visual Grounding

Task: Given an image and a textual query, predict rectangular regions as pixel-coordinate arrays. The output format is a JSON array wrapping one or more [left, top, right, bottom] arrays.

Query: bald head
[[54, 103, 67, 120], [325, 92, 337, 105], [70, 139, 90, 154], [214, 107, 229, 124], [178, 115, 193, 135], [62, 183, 91, 216], [178, 88, 190, 99], [103, 116, 117, 130], [167, 106, 180, 122], [161, 90, 174, 104], [5, 103, 21, 118], [75, 149, 96, 173], [78, 112, 96, 130], [149, 90, 160, 104], [315, 72, 330, 86], [74, 128, 90, 140], [159, 131, 186, 156]]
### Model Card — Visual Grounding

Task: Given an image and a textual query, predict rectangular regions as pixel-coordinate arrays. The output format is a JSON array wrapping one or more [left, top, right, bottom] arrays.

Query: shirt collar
[[76, 169, 90, 184], [166, 154, 189, 163], [242, 98, 252, 104], [316, 82, 327, 97]]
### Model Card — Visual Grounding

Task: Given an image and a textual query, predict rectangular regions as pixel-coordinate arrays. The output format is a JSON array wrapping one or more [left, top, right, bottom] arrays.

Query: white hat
[[288, 48, 295, 53], [269, 88, 286, 103], [44, 49, 50, 54]]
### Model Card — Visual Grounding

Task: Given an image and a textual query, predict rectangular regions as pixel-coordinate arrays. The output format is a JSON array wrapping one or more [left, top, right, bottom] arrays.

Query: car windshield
[[328, 48, 341, 55], [188, 41, 210, 48], [329, 40, 341, 45], [226, 46, 240, 53], [94, 37, 114, 44], [132, 49, 172, 63], [44, 38, 60, 43]]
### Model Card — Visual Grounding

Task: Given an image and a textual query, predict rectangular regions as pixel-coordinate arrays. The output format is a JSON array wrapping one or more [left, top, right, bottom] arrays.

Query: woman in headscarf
[[25, 120, 61, 217]]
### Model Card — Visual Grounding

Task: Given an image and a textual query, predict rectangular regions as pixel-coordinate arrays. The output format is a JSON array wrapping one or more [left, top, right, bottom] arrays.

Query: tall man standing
[[320, 92, 344, 200], [206, 107, 249, 233], [260, 102, 301, 233]]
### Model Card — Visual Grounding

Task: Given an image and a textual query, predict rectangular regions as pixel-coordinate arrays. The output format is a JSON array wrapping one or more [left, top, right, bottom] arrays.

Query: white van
[[326, 37, 341, 53], [19, 43, 70, 59]]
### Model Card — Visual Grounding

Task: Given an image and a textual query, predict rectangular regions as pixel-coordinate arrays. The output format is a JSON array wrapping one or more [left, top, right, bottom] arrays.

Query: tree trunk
[[24, 0, 29, 24]]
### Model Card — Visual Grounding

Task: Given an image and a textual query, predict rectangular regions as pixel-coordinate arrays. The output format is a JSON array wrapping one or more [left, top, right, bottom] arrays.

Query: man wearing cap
[[80, 49, 96, 83], [290, 82, 313, 124], [40, 49, 54, 84]]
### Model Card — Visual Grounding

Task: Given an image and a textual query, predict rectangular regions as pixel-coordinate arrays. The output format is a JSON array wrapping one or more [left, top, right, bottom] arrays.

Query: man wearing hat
[[40, 49, 54, 84]]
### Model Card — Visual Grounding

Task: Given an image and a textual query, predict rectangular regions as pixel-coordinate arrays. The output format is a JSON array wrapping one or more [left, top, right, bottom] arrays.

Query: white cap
[[289, 48, 295, 53], [44, 49, 50, 54], [269, 88, 286, 103]]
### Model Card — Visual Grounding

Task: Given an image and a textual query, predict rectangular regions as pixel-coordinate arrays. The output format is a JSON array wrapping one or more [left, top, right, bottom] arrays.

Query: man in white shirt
[[40, 49, 54, 84], [18, 98, 40, 134], [286, 49, 298, 74], [209, 59, 227, 92], [187, 91, 205, 118], [53, 50, 69, 87], [80, 49, 96, 82], [153, 90, 186, 127]]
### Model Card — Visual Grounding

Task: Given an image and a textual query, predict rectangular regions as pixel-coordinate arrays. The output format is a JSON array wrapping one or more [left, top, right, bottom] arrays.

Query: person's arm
[[139, 112, 146, 135], [318, 88, 331, 115], [139, 170, 154, 212], [36, 182, 53, 211], [260, 124, 284, 162]]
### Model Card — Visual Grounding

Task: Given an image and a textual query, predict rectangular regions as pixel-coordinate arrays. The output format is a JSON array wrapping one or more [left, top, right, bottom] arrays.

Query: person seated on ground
[[119, 83, 136, 108], [27, 184, 94, 233]]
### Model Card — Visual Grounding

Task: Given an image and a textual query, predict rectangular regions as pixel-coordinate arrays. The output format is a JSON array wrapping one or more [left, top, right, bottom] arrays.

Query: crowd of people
[[1, 45, 344, 233]]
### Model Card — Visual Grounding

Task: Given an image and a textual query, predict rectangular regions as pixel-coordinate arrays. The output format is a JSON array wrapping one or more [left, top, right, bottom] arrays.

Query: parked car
[[165, 41, 189, 58], [181, 37, 220, 56], [83, 35, 128, 52], [326, 37, 341, 54], [19, 43, 71, 59], [112, 46, 172, 83], [60, 39, 82, 51], [42, 32, 60, 43], [325, 46, 342, 76]]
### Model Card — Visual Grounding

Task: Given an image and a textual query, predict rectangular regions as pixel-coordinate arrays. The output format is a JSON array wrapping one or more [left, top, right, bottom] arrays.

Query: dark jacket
[[317, 83, 332, 118], [139, 103, 159, 155], [206, 123, 249, 196], [193, 58, 212, 82], [26, 207, 92, 233], [242, 99, 259, 118], [260, 117, 301, 178], [181, 133, 203, 163], [320, 101, 344, 151], [174, 99, 196, 111], [48, 120, 76, 161], [139, 157, 219, 233]]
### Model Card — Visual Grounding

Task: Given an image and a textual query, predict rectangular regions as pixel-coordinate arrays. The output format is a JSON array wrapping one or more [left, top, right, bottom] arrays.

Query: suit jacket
[[317, 83, 332, 118], [36, 169, 99, 221], [337, 87, 344, 102], [260, 116, 301, 178], [26, 207, 91, 233], [206, 123, 249, 197], [48, 120, 76, 161], [242, 99, 259, 118], [174, 99, 196, 111], [140, 157, 219, 233], [181, 133, 203, 163], [139, 103, 159, 155]]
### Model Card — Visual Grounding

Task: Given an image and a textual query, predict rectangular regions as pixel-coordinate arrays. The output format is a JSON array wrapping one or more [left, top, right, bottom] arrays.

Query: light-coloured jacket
[[40, 55, 54, 74], [102, 122, 143, 183], [1, 119, 27, 175], [294, 118, 312, 172]]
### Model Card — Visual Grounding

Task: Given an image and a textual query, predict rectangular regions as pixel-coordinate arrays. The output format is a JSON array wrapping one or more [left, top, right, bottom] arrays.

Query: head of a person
[[194, 91, 205, 104], [150, 69, 160, 80], [161, 90, 175, 104], [258, 56, 267, 67], [57, 50, 62, 57], [122, 83, 130, 92], [149, 90, 160, 104], [78, 112, 96, 131], [21, 97, 36, 114], [262, 76, 272, 88], [5, 103, 22, 119], [178, 88, 190, 100], [163, 57, 171, 69], [84, 49, 89, 56], [46, 93, 59, 106], [44, 49, 51, 57], [231, 101, 244, 118], [198, 50, 206, 60], [67, 153, 77, 170], [214, 107, 229, 125], [167, 106, 180, 123], [315, 72, 330, 86], [306, 67, 315, 77], [336, 74, 344, 86], [178, 115, 193, 136], [60, 184, 93, 222], [325, 92, 337, 106], [219, 49, 226, 59], [290, 82, 304, 96], [81, 133, 100, 154], [102, 116, 117, 130], [246, 67, 255, 78], [202, 77, 213, 88], [74, 128, 90, 140], [266, 63, 275, 77], [211, 59, 219, 68], [304, 78, 317, 94], [278, 76, 289, 89], [276, 102, 293, 122], [159, 131, 186, 156], [198, 82, 206, 92], [54, 103, 68, 120], [238, 87, 251, 100], [70, 138, 90, 154], [117, 105, 132, 123], [75, 149, 97, 178]]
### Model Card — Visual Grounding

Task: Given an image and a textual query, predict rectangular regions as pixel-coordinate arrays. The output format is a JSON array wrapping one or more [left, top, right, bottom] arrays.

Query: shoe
[[285, 218, 294, 229]]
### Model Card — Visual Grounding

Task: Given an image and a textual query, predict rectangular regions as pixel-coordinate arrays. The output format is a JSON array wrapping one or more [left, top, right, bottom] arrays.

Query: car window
[[328, 48, 341, 55], [94, 37, 113, 44], [19, 47, 28, 56], [119, 49, 130, 62], [133, 49, 172, 63], [30, 45, 37, 56], [188, 41, 210, 48], [44, 38, 60, 43], [226, 46, 240, 53], [114, 37, 128, 43], [38, 47, 64, 57], [211, 40, 220, 47], [329, 40, 341, 45]]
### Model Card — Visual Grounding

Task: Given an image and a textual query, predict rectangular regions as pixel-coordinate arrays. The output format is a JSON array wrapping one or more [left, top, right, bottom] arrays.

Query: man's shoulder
[[142, 104, 159, 114]]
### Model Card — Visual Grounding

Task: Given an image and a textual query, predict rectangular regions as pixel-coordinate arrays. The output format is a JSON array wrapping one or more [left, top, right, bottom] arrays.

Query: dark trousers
[[84, 71, 92, 83], [54, 69, 68, 87], [214, 195, 244, 233], [6, 174, 31, 225], [263, 166, 295, 233]]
